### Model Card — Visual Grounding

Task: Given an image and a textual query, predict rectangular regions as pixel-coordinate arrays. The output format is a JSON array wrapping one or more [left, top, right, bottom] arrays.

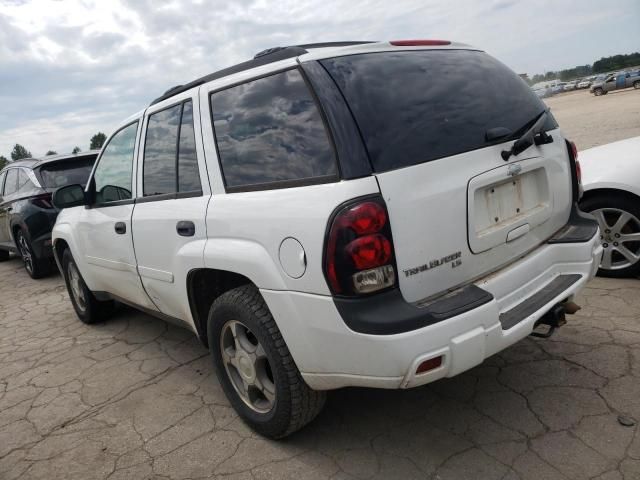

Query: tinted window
[[143, 101, 201, 196], [211, 69, 336, 189], [178, 101, 201, 192], [321, 50, 557, 172], [0, 172, 6, 196], [4, 169, 19, 196], [93, 122, 138, 203], [143, 104, 181, 196], [36, 157, 96, 188]]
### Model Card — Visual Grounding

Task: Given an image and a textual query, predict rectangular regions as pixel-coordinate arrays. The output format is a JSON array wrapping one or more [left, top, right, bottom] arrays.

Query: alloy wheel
[[592, 208, 640, 271], [220, 320, 276, 413], [67, 261, 87, 312], [17, 233, 33, 274]]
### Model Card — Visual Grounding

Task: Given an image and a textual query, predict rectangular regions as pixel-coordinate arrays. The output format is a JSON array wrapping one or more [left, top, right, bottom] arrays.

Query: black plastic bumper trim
[[548, 202, 599, 244], [499, 274, 581, 330], [334, 284, 494, 335]]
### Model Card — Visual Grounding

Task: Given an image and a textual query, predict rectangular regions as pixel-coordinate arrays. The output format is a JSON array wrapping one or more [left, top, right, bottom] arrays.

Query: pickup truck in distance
[[52, 40, 602, 438], [590, 71, 640, 95]]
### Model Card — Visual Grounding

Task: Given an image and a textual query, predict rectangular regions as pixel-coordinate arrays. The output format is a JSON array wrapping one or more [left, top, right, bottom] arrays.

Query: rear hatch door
[[321, 48, 573, 303]]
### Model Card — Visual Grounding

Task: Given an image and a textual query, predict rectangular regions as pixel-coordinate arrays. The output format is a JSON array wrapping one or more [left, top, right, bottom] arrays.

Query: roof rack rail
[[149, 41, 376, 107], [294, 41, 375, 49], [162, 85, 184, 96], [149, 46, 308, 106]]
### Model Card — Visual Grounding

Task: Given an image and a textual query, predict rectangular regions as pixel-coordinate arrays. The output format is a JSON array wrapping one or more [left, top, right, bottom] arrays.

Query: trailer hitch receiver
[[531, 304, 567, 338]]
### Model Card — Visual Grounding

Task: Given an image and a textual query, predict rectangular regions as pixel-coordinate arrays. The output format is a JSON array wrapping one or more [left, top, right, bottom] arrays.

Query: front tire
[[207, 285, 326, 438], [634, 81, 640, 89], [61, 249, 114, 323], [0, 250, 10, 261], [16, 230, 49, 279], [593, 88, 604, 96], [581, 193, 640, 277]]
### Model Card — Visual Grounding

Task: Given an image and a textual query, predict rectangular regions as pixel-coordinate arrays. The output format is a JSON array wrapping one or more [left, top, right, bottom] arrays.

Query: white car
[[579, 136, 640, 277], [51, 40, 601, 438], [577, 79, 591, 89], [563, 81, 577, 91]]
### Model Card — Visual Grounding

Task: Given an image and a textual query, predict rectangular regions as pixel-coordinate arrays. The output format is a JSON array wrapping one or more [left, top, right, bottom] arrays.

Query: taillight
[[324, 196, 396, 296], [30, 193, 54, 209], [569, 140, 578, 161], [566, 139, 582, 201], [390, 39, 451, 46]]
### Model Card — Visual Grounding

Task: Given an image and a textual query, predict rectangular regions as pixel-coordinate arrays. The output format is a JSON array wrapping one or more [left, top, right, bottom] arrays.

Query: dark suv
[[0, 151, 98, 278]]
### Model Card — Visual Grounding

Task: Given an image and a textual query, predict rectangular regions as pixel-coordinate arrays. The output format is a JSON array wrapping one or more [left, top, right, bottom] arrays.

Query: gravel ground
[[1, 93, 640, 480], [545, 88, 640, 150]]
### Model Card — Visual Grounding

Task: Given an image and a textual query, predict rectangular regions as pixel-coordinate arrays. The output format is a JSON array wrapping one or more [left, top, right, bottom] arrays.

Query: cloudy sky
[[1, 0, 638, 158]]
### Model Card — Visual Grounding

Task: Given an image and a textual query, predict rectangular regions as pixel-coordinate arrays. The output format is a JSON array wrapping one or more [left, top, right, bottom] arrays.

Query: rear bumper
[[262, 228, 602, 391]]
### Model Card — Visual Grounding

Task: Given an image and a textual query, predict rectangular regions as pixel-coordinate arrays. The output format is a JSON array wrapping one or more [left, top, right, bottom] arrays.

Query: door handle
[[114, 222, 126, 234], [176, 220, 195, 237]]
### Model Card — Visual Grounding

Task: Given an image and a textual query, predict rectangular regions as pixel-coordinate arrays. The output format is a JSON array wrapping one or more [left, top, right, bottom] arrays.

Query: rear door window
[[16, 169, 38, 195], [36, 157, 96, 188], [210, 68, 337, 191], [177, 101, 201, 193], [3, 169, 19, 196], [142, 100, 202, 197], [321, 50, 557, 172]]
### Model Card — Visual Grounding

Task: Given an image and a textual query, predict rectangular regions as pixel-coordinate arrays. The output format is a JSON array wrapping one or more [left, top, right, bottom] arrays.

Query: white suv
[[52, 40, 602, 438]]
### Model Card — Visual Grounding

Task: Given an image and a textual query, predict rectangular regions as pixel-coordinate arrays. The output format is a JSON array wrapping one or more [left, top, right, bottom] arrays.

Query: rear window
[[37, 157, 96, 188], [321, 50, 557, 172]]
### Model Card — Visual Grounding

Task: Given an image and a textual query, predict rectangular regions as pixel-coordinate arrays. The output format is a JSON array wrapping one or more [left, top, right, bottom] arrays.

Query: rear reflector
[[416, 356, 443, 374], [390, 39, 451, 46]]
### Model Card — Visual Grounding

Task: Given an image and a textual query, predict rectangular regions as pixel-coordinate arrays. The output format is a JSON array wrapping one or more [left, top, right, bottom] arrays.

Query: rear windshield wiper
[[500, 109, 553, 161]]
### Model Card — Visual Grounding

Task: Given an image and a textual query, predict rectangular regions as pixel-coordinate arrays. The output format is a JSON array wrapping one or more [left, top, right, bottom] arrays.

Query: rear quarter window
[[210, 68, 337, 191], [321, 49, 557, 172]]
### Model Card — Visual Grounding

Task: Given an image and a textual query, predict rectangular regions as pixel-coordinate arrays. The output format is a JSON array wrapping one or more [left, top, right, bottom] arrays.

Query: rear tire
[[207, 285, 326, 439], [634, 81, 640, 89], [61, 249, 114, 324], [594, 88, 604, 96], [16, 230, 49, 279], [580, 193, 640, 278], [0, 250, 9, 261]]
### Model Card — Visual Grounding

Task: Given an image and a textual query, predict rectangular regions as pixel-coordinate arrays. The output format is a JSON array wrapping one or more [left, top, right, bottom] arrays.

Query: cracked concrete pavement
[[1, 258, 640, 479]]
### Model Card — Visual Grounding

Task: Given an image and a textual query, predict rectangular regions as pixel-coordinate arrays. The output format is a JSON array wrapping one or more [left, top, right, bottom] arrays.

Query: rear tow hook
[[530, 301, 580, 338]]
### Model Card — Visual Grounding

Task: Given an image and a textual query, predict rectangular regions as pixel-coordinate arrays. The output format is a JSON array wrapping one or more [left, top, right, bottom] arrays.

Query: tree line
[[0, 132, 107, 170], [528, 51, 640, 85]]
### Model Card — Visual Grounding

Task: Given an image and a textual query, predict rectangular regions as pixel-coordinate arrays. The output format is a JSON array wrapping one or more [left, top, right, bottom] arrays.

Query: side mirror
[[52, 184, 86, 209]]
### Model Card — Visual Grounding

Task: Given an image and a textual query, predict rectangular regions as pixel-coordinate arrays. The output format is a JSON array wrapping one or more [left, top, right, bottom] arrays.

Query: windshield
[[36, 156, 96, 189], [321, 49, 558, 172]]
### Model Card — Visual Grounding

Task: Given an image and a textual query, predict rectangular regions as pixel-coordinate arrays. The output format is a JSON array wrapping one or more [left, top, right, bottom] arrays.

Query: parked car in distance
[[0, 151, 98, 278], [590, 71, 640, 95], [563, 81, 578, 91], [551, 82, 566, 94], [579, 136, 640, 277], [533, 86, 553, 98], [52, 40, 601, 438], [577, 79, 591, 89]]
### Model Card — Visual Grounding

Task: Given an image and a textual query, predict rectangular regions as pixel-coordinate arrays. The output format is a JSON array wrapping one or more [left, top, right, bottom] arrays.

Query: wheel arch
[[53, 238, 70, 271], [187, 268, 256, 347], [581, 187, 640, 205]]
